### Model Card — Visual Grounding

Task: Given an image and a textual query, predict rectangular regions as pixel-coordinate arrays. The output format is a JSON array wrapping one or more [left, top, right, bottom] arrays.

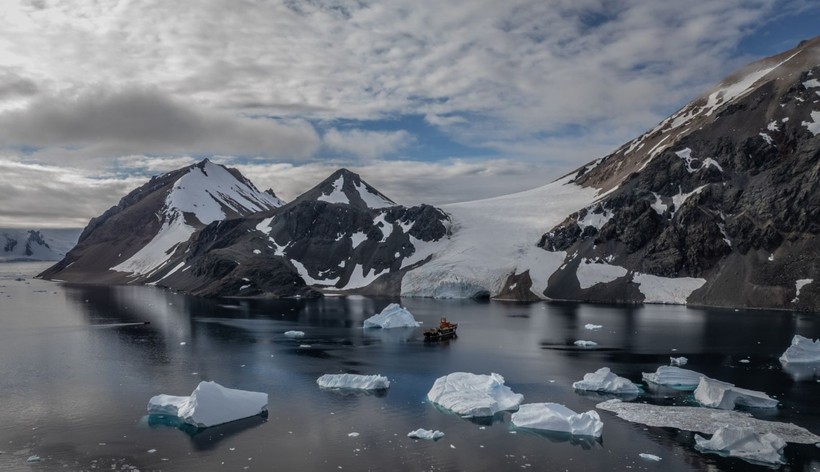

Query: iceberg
[[695, 427, 786, 466], [427, 372, 524, 417], [584, 324, 603, 330], [573, 367, 640, 395], [284, 330, 305, 338], [317, 374, 390, 390], [638, 453, 662, 462], [642, 366, 703, 390], [670, 356, 688, 366], [363, 303, 420, 329], [694, 377, 778, 409], [597, 400, 820, 444], [147, 381, 268, 428], [779, 335, 820, 364], [511, 403, 603, 437], [407, 428, 445, 440], [574, 340, 598, 347]]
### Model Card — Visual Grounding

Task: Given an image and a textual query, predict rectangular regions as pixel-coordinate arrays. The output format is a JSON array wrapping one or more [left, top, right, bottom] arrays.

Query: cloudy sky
[[0, 0, 818, 227]]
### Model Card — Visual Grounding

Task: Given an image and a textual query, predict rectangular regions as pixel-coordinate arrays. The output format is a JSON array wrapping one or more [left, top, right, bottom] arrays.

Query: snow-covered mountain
[[40, 159, 284, 283], [1, 228, 81, 262]]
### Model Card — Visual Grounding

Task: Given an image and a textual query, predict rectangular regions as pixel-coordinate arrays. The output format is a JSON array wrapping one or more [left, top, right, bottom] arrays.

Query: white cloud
[[322, 128, 414, 160]]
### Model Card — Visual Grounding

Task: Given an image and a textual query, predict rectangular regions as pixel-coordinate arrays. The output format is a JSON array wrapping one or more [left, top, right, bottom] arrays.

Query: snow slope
[[402, 175, 602, 299], [1, 228, 81, 262]]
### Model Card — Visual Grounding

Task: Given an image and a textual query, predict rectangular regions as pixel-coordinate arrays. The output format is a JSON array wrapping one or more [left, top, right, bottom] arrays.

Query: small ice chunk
[[584, 324, 603, 330], [573, 367, 640, 395], [739, 359, 750, 364], [694, 377, 777, 409], [638, 453, 662, 462], [347, 432, 360, 437], [253, 249, 261, 255], [427, 372, 524, 418], [574, 340, 598, 347], [317, 374, 390, 390], [284, 330, 305, 338], [670, 356, 688, 366], [363, 303, 420, 329], [511, 403, 603, 437], [407, 428, 445, 440], [779, 335, 820, 364], [695, 427, 786, 466], [147, 381, 268, 428], [26, 455, 41, 463], [642, 366, 704, 391]]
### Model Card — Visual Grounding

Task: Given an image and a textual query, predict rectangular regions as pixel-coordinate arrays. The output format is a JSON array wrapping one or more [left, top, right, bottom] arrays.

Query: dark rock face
[[1, 228, 80, 262], [540, 38, 820, 310]]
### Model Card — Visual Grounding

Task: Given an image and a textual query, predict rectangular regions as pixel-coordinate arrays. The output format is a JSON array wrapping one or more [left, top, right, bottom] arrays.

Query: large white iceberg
[[317, 374, 390, 390], [147, 381, 268, 428], [642, 366, 703, 390], [779, 335, 820, 364], [695, 427, 786, 466], [427, 372, 524, 417], [511, 403, 603, 437], [407, 428, 445, 440], [694, 377, 778, 410], [597, 400, 820, 444], [573, 367, 640, 395], [363, 304, 420, 329]]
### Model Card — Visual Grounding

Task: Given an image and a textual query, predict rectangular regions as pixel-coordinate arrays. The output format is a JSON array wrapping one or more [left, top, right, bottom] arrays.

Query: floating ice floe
[[694, 377, 777, 409], [597, 400, 820, 444], [642, 366, 703, 391], [407, 429, 445, 440], [695, 426, 786, 466], [283, 330, 305, 338], [147, 381, 268, 428], [511, 403, 603, 437], [584, 324, 603, 330], [317, 374, 390, 390], [779, 335, 820, 364], [574, 340, 598, 347], [670, 356, 688, 366], [573, 367, 640, 395], [363, 304, 420, 329], [427, 372, 524, 417], [638, 453, 662, 462]]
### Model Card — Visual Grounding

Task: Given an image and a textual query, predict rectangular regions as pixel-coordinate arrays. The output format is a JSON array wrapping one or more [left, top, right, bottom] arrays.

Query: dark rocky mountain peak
[[295, 168, 397, 210]]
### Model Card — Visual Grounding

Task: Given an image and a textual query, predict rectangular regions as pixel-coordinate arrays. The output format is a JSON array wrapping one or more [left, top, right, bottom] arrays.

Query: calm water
[[1, 262, 819, 471]]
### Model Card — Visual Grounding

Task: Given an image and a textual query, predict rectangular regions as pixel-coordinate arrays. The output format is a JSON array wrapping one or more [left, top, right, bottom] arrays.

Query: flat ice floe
[[363, 304, 420, 329], [511, 403, 603, 437], [779, 335, 820, 364], [642, 366, 703, 390], [284, 330, 305, 338], [427, 372, 524, 417], [596, 400, 820, 444], [574, 340, 598, 347], [694, 377, 778, 409], [695, 426, 786, 466], [407, 428, 445, 440], [317, 374, 390, 390], [147, 381, 268, 428], [573, 368, 640, 395]]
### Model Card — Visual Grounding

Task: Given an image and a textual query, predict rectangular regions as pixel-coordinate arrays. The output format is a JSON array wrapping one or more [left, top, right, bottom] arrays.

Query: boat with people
[[424, 317, 458, 341]]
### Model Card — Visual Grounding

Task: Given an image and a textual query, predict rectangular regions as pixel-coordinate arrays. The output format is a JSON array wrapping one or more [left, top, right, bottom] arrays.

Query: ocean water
[[1, 262, 818, 471]]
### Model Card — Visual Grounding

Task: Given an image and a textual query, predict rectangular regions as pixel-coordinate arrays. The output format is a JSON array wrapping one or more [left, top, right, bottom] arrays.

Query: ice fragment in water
[[317, 374, 390, 390], [695, 427, 786, 466], [694, 377, 777, 409], [427, 372, 523, 417], [573, 367, 640, 394], [363, 304, 420, 329], [407, 429, 445, 440], [147, 381, 268, 428], [511, 403, 603, 437]]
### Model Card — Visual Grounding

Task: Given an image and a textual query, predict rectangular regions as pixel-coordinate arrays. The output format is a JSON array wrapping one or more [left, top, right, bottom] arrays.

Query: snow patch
[[427, 372, 524, 418], [349, 231, 368, 249], [802, 111, 820, 136], [511, 403, 603, 437], [291, 259, 340, 286], [803, 79, 820, 88], [317, 175, 349, 204], [671, 184, 707, 214], [576, 260, 628, 289], [792, 278, 813, 302], [354, 180, 394, 209], [632, 272, 706, 304], [650, 192, 667, 216]]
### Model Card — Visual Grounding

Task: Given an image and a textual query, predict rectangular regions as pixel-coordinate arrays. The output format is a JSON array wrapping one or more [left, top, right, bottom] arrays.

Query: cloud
[[0, 88, 321, 159], [0, 158, 147, 227], [322, 128, 414, 160]]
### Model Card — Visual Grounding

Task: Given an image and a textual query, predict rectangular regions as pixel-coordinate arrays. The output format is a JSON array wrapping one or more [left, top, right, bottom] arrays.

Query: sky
[[0, 0, 818, 228]]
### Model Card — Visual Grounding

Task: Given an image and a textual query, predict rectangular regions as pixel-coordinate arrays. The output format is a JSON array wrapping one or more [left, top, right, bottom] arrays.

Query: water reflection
[[144, 414, 268, 450], [512, 428, 603, 450]]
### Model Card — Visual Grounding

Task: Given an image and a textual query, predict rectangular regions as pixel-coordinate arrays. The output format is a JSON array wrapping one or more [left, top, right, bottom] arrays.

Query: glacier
[[317, 374, 390, 390], [147, 381, 268, 428], [511, 403, 603, 437], [427, 372, 524, 418]]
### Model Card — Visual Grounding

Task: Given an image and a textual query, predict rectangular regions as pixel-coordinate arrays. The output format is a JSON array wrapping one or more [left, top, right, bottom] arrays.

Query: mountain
[[404, 37, 819, 309], [40, 159, 284, 283], [1, 228, 81, 262], [147, 168, 451, 297]]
